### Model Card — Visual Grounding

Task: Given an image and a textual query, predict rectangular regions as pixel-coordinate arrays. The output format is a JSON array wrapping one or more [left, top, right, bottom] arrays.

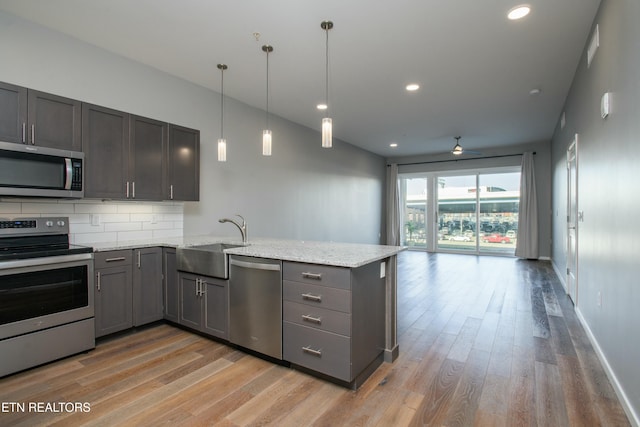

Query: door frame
[[566, 134, 579, 303]]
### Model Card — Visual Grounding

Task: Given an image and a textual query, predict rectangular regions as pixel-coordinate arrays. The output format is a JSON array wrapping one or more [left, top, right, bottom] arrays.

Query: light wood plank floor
[[0, 252, 631, 426]]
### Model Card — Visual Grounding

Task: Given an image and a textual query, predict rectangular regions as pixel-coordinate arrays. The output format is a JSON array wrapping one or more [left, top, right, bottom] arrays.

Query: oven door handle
[[0, 253, 94, 271]]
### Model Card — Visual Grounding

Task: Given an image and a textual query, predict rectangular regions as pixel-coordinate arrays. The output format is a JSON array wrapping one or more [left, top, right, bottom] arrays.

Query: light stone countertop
[[91, 236, 405, 268]]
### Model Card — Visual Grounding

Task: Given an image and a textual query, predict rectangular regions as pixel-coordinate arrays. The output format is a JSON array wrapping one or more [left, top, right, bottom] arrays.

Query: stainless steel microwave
[[0, 141, 84, 198]]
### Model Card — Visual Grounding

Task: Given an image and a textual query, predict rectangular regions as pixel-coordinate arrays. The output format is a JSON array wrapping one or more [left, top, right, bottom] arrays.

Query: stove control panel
[[0, 220, 37, 229], [0, 217, 69, 236]]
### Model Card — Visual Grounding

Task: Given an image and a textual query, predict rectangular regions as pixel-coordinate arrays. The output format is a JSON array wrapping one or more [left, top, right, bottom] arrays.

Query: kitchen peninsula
[[93, 237, 404, 388]]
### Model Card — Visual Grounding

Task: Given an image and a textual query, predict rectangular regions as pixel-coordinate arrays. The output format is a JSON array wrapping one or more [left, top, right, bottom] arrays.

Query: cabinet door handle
[[195, 278, 200, 296], [302, 272, 322, 280], [302, 346, 322, 357], [170, 184, 174, 200], [105, 256, 126, 262], [200, 279, 206, 296], [21, 123, 26, 143], [132, 182, 136, 199], [30, 124, 35, 145], [126, 181, 130, 198], [137, 251, 141, 268], [96, 272, 101, 291], [301, 293, 322, 303], [302, 314, 322, 324]]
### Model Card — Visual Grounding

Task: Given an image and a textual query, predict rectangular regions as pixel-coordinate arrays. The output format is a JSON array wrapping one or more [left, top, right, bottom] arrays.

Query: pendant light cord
[[220, 68, 224, 138], [325, 26, 329, 119], [266, 49, 270, 129]]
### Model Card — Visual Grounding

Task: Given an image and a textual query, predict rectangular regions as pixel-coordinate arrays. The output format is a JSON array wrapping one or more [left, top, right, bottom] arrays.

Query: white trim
[[551, 258, 568, 294], [575, 308, 640, 427]]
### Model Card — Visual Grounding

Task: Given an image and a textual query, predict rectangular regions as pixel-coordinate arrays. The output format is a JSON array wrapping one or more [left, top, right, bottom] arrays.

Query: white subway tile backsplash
[[0, 200, 184, 246], [117, 230, 153, 241], [74, 203, 119, 214], [152, 228, 183, 239], [74, 232, 119, 245], [105, 222, 142, 232], [117, 204, 153, 214], [0, 202, 22, 214], [21, 203, 75, 214]]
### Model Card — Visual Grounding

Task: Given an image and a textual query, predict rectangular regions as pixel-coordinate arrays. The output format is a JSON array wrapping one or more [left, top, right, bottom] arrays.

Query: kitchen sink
[[176, 243, 245, 279]]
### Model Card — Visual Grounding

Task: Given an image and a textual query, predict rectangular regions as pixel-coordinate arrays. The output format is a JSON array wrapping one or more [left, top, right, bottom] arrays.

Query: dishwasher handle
[[230, 258, 281, 272]]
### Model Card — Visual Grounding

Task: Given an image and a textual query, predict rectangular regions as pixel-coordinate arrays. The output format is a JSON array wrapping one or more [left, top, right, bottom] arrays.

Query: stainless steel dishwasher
[[229, 255, 283, 359]]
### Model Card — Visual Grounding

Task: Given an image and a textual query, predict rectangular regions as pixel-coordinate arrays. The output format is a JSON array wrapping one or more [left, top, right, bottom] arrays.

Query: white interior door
[[566, 135, 578, 303]]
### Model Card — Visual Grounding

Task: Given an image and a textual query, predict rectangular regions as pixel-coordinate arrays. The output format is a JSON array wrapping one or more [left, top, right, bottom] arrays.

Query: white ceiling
[[0, 0, 601, 157]]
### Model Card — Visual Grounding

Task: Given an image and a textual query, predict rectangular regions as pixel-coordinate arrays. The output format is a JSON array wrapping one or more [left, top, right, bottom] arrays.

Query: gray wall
[[388, 140, 552, 259], [550, 0, 640, 422], [0, 11, 385, 245]]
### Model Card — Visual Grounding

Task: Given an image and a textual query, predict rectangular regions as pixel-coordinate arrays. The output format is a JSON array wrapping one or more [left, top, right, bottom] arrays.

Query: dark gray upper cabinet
[[0, 82, 27, 144], [0, 83, 81, 150], [82, 103, 129, 199], [167, 124, 199, 201], [27, 89, 82, 151], [130, 115, 167, 201]]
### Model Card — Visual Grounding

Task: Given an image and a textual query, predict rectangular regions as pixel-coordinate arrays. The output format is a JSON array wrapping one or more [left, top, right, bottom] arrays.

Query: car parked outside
[[448, 234, 472, 242], [482, 234, 511, 244]]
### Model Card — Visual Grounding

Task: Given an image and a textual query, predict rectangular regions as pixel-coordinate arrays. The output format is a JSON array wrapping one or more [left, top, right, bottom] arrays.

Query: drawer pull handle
[[302, 314, 322, 324], [302, 272, 322, 280], [105, 257, 127, 262], [301, 293, 322, 302], [302, 346, 322, 357]]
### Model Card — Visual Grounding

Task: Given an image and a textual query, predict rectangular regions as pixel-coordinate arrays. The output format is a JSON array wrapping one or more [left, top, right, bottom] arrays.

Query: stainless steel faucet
[[218, 214, 247, 244]]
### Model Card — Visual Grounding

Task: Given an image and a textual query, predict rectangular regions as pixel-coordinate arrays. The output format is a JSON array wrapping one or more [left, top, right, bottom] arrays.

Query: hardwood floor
[[0, 252, 631, 426]]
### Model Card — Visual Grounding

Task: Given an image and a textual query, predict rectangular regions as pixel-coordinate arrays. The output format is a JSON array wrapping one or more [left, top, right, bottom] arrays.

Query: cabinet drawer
[[283, 322, 351, 382], [94, 250, 133, 269], [283, 301, 351, 336], [283, 262, 350, 289], [283, 280, 351, 313]]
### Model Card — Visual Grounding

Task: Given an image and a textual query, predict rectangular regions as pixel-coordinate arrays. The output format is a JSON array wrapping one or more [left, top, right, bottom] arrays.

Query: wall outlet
[[90, 214, 101, 226]]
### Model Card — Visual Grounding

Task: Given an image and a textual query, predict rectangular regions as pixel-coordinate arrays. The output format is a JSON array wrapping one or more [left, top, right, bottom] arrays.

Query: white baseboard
[[575, 307, 640, 427], [551, 259, 568, 294]]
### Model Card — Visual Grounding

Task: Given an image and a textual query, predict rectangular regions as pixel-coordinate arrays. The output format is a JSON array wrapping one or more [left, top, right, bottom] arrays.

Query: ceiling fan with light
[[451, 136, 481, 156]]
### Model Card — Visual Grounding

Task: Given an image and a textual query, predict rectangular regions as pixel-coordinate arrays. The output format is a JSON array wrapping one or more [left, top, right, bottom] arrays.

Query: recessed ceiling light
[[508, 5, 531, 20], [316, 103, 327, 110], [405, 84, 420, 92], [529, 88, 541, 96], [390, 143, 398, 148]]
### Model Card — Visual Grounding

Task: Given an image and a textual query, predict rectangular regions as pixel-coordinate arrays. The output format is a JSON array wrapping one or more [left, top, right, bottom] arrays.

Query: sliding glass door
[[400, 167, 520, 255], [437, 175, 477, 252]]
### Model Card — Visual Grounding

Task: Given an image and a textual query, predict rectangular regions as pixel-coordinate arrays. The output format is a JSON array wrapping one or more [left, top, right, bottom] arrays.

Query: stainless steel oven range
[[0, 217, 94, 377]]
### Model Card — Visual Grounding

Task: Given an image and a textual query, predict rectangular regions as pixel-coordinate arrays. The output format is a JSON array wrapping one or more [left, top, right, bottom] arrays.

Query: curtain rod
[[388, 152, 536, 167]]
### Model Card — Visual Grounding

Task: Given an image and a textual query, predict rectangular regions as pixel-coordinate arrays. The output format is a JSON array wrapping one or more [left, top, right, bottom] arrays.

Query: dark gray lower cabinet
[[94, 251, 134, 338], [282, 261, 385, 387], [95, 248, 163, 338], [178, 272, 228, 340], [163, 248, 180, 323], [133, 247, 164, 326]]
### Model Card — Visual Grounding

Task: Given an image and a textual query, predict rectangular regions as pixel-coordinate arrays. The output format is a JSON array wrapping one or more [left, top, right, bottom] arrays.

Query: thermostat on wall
[[601, 92, 611, 119]]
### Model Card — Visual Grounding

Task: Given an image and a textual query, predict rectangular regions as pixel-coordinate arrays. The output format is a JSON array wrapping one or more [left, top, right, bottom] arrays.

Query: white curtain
[[386, 164, 401, 246], [515, 152, 539, 259]]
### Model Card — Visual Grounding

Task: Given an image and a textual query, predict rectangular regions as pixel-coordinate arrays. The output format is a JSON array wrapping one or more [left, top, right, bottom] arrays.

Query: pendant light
[[217, 63, 228, 162], [262, 45, 273, 156], [321, 20, 333, 148]]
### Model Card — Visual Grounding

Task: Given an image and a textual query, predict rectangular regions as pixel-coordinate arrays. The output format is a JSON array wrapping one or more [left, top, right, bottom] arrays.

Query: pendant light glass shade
[[262, 130, 272, 156], [218, 138, 227, 162], [322, 118, 332, 148], [217, 63, 228, 162], [321, 21, 333, 148]]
